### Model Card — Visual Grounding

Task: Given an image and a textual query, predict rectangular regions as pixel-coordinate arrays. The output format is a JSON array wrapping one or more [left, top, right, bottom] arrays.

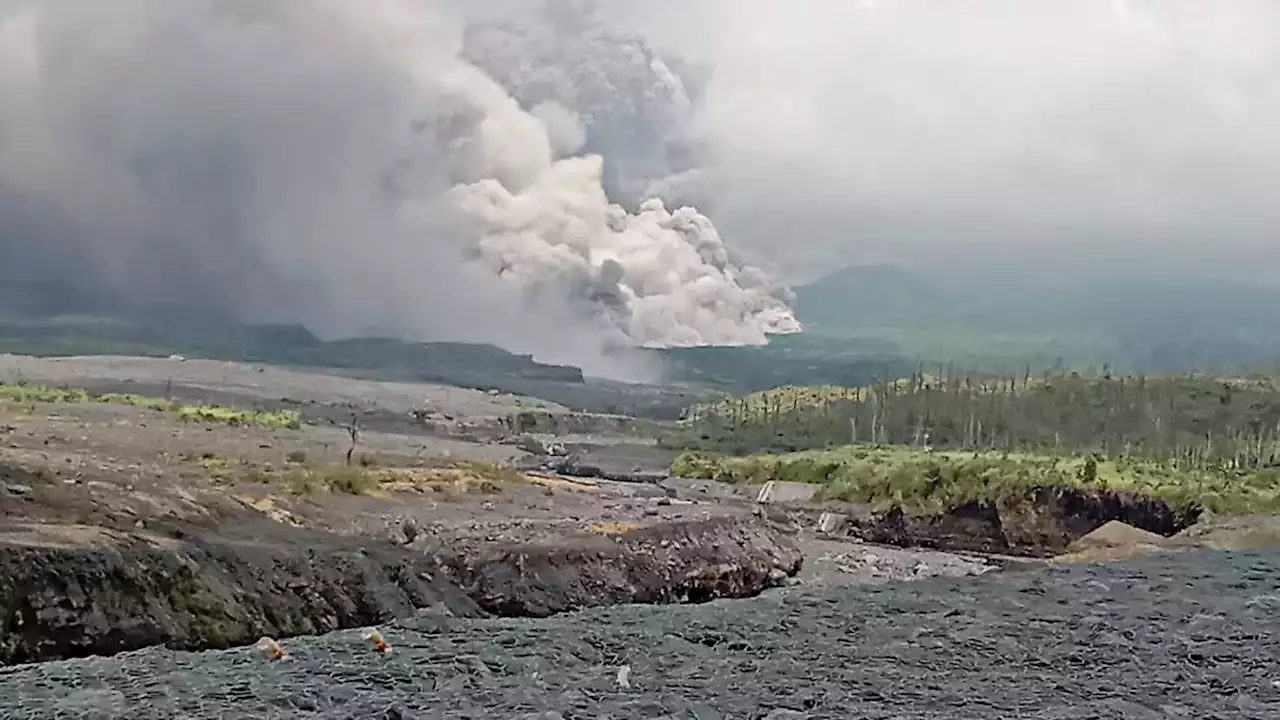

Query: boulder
[[439, 517, 802, 617], [816, 512, 849, 534]]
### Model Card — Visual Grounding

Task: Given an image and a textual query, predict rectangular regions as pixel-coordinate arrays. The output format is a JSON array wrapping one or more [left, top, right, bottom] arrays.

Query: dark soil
[[0, 515, 799, 666], [793, 485, 1198, 557], [440, 517, 800, 617]]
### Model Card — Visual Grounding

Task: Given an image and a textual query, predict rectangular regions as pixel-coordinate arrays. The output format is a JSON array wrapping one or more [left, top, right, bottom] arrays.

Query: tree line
[[672, 366, 1280, 472]]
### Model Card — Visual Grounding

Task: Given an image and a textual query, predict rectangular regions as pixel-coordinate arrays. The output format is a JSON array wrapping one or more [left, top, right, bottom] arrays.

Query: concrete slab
[[752, 481, 819, 504]]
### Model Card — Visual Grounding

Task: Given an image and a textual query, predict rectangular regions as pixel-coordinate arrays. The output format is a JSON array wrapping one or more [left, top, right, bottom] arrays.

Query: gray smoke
[[460, 0, 708, 209], [0, 0, 799, 377]]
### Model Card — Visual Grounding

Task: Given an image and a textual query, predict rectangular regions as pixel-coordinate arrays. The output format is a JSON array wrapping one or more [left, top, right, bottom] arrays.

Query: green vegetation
[[173, 404, 300, 429], [658, 331, 915, 394], [691, 378, 941, 420], [0, 383, 93, 404], [672, 446, 1280, 517], [235, 463, 382, 495], [281, 465, 381, 495], [672, 368, 1280, 520], [673, 370, 1280, 474], [9, 265, 1280, 419], [0, 381, 300, 429], [230, 456, 522, 497]]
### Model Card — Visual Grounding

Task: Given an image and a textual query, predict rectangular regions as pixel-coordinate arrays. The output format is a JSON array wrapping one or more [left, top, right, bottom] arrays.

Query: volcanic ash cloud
[[450, 155, 802, 347], [0, 0, 799, 353]]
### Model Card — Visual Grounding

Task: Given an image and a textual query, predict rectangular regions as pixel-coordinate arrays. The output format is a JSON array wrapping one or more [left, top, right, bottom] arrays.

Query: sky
[[608, 0, 1280, 282], [1, 0, 1278, 378]]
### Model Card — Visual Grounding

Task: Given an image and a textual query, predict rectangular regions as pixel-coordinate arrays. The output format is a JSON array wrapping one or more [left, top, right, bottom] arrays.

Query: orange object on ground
[[363, 628, 393, 653]]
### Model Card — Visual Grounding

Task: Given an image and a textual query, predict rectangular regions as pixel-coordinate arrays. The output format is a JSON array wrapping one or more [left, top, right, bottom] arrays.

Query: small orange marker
[[256, 636, 287, 661], [363, 627, 392, 653]]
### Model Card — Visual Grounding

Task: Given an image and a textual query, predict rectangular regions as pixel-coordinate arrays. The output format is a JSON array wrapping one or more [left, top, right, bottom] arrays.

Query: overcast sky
[[602, 0, 1280, 282]]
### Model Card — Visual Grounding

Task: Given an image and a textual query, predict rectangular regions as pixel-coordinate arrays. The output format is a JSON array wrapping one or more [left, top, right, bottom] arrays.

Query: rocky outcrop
[[0, 516, 800, 665], [817, 485, 1198, 558], [440, 517, 802, 617], [0, 524, 482, 664]]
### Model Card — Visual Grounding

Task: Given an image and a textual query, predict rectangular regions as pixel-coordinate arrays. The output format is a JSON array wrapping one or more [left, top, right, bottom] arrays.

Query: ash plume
[[460, 0, 709, 209], [0, 0, 799, 377]]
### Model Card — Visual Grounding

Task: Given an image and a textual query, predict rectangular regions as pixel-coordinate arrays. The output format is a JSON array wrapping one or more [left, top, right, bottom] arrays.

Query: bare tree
[[345, 415, 361, 466]]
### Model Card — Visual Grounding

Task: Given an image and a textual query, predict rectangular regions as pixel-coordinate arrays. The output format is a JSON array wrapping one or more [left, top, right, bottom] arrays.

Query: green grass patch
[[671, 445, 1280, 517], [0, 381, 300, 429], [454, 459, 525, 485], [686, 383, 899, 421], [177, 451, 233, 470], [0, 383, 93, 404], [237, 459, 521, 497], [174, 404, 299, 429], [245, 464, 381, 496]]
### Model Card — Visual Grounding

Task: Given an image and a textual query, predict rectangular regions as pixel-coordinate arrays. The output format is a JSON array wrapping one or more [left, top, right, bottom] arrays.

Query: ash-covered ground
[[0, 353, 993, 586], [1, 353, 1277, 719], [2, 548, 1277, 720]]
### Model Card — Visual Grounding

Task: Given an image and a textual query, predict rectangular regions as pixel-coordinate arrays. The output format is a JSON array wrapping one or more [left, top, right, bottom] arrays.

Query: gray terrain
[[0, 353, 990, 588], [1, 353, 1276, 719], [1, 549, 1277, 719]]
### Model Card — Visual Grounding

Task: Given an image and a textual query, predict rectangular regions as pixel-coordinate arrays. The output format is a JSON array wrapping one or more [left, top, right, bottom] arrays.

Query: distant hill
[[0, 316, 584, 388], [791, 264, 940, 330], [791, 264, 1280, 373]]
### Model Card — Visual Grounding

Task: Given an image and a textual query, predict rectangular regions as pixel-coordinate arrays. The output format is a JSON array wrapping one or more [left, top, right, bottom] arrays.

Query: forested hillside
[[673, 369, 1280, 472]]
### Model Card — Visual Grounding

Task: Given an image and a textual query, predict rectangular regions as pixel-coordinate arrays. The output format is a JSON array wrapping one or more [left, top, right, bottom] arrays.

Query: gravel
[[2, 548, 1277, 719]]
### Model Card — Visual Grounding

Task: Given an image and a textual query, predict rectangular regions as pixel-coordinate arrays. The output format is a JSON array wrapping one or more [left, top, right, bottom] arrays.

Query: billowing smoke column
[[451, 156, 799, 347], [0, 0, 799, 367], [460, 0, 710, 210]]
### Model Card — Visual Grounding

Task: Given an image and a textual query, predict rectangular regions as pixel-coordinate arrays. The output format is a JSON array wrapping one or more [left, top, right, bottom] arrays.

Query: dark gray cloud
[[0, 0, 799, 380], [459, 0, 705, 208]]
